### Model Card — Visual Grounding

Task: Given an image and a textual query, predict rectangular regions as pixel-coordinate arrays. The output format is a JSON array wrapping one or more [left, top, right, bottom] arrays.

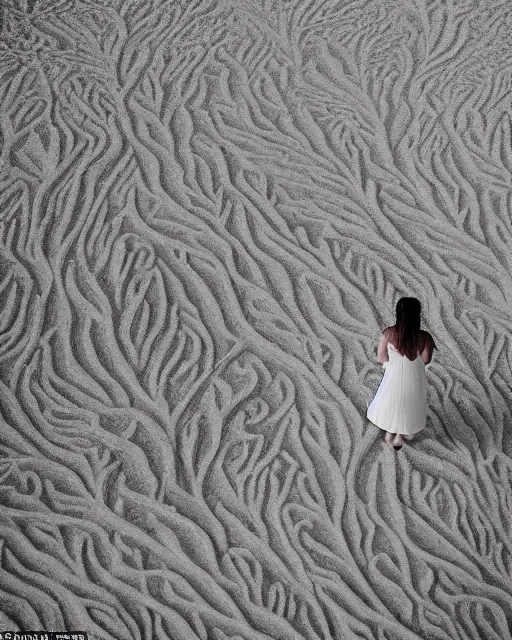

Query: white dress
[[366, 343, 427, 435]]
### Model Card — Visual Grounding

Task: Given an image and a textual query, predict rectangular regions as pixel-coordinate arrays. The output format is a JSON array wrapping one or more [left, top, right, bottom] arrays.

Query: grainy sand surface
[[1, 1, 512, 638]]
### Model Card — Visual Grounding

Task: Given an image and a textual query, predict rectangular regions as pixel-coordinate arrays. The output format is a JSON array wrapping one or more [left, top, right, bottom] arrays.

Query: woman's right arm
[[421, 333, 437, 365]]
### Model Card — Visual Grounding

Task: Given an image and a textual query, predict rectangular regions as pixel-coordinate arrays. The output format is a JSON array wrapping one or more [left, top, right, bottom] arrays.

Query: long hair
[[395, 297, 422, 360]]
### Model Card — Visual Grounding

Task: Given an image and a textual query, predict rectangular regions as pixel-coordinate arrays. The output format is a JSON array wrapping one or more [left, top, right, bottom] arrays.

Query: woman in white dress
[[367, 297, 437, 450]]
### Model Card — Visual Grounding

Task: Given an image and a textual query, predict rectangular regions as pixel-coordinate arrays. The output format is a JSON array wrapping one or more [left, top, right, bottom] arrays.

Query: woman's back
[[383, 325, 436, 364]]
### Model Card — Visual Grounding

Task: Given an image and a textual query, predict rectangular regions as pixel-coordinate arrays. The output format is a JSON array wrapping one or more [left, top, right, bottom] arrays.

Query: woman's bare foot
[[393, 433, 404, 450], [384, 431, 394, 448]]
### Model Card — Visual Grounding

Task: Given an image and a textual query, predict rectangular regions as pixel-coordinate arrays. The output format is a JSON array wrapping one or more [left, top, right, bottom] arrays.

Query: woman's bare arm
[[420, 333, 437, 365], [376, 331, 389, 364]]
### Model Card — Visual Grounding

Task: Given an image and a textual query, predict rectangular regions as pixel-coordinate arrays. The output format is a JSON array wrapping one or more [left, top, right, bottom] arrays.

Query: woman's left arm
[[376, 331, 389, 364]]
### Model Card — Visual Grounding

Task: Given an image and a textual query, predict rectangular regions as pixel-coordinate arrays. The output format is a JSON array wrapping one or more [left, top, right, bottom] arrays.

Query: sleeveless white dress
[[366, 343, 427, 435]]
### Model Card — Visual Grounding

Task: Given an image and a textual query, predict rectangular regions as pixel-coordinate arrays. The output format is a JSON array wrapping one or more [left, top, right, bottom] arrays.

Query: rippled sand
[[1, 1, 512, 638]]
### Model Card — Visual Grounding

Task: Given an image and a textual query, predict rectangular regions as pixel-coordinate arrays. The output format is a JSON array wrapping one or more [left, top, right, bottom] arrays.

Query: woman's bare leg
[[384, 431, 394, 445], [393, 433, 404, 450]]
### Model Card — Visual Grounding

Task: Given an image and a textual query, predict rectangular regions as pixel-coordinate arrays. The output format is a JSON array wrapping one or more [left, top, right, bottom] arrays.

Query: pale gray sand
[[1, 0, 511, 638]]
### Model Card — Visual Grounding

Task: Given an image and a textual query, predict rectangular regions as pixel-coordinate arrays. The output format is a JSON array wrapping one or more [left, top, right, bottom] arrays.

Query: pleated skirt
[[367, 344, 427, 436]]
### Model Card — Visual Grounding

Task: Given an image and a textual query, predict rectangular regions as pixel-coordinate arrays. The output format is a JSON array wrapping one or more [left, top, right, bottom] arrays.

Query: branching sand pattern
[[1, 0, 512, 638]]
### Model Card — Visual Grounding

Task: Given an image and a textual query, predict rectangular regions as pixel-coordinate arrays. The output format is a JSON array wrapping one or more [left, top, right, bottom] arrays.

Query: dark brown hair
[[395, 297, 422, 360]]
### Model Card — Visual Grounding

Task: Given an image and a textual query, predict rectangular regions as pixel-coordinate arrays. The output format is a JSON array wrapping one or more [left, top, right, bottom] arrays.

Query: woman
[[367, 297, 437, 450]]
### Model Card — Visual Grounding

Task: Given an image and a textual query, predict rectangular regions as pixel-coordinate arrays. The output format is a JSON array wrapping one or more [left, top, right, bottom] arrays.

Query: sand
[[0, 0, 511, 638]]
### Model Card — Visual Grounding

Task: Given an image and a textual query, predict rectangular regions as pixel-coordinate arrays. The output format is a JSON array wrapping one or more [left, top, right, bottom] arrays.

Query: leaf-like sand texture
[[1, 0, 511, 638]]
